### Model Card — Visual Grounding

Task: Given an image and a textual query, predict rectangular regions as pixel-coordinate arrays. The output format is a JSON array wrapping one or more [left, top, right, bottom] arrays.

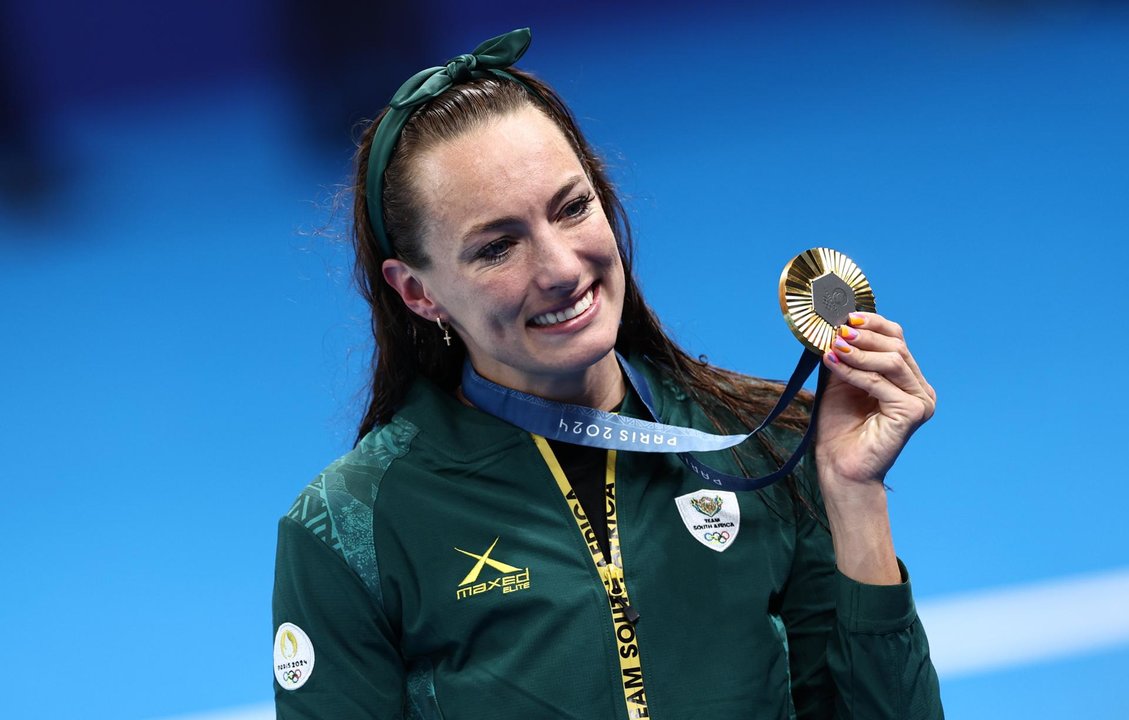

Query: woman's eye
[[562, 194, 594, 220], [476, 238, 514, 265]]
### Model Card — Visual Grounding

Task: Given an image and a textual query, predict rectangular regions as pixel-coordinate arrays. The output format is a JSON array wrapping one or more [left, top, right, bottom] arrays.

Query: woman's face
[[384, 105, 625, 395]]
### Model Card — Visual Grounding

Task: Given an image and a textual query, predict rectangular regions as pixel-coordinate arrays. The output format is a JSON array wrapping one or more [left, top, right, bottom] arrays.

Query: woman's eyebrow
[[458, 175, 586, 249], [460, 215, 522, 249], [546, 175, 584, 215]]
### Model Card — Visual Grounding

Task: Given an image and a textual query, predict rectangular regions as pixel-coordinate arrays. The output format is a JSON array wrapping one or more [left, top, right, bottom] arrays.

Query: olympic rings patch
[[703, 531, 731, 545], [274, 622, 315, 690]]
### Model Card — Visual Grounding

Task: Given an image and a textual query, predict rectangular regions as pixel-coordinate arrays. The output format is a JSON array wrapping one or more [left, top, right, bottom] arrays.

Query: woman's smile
[[529, 284, 597, 328]]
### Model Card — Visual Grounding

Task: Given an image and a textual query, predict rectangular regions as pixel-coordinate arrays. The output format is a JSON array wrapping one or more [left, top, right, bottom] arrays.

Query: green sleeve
[[780, 476, 944, 719], [273, 516, 405, 719], [827, 563, 944, 719]]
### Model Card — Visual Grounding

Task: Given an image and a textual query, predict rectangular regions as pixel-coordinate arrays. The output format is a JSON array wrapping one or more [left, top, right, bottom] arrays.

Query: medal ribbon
[[463, 350, 825, 492], [533, 440, 649, 720]]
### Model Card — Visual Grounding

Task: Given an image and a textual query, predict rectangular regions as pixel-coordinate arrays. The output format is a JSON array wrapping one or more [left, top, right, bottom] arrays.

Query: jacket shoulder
[[281, 415, 420, 600]]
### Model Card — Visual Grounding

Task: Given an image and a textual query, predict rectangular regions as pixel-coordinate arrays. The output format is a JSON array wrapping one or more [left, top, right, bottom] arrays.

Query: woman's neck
[[469, 351, 626, 411]]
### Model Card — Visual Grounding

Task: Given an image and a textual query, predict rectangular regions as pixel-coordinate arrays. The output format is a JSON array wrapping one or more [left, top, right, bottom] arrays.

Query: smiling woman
[[382, 107, 627, 405], [272, 28, 943, 720]]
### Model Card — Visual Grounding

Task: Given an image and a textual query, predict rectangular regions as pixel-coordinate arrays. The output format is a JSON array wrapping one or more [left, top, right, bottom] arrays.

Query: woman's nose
[[531, 229, 583, 293]]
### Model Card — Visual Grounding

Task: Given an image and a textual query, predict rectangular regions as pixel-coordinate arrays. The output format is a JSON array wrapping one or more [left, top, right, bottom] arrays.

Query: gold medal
[[779, 248, 876, 353]]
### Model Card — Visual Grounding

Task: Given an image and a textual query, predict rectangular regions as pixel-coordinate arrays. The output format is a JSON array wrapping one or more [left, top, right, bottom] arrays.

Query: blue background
[[2, 1, 1127, 718]]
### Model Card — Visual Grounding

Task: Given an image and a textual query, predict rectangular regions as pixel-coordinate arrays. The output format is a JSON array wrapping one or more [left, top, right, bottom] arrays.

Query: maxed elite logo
[[454, 537, 531, 600]]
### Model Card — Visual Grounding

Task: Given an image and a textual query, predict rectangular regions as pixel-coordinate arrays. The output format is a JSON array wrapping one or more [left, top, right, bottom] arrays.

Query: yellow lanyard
[[533, 435, 649, 719]]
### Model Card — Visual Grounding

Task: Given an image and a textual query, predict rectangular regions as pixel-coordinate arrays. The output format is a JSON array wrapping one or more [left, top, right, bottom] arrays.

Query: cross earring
[[436, 317, 452, 347]]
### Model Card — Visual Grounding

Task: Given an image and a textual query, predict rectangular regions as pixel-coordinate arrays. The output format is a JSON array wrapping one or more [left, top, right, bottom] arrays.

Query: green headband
[[365, 28, 534, 260]]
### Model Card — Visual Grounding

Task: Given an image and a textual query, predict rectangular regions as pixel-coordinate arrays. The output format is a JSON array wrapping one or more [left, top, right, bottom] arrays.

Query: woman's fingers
[[835, 312, 936, 403], [823, 347, 936, 426], [823, 315, 937, 424]]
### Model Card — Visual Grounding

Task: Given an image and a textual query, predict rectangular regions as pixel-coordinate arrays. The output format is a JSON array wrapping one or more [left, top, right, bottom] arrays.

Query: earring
[[436, 317, 452, 347]]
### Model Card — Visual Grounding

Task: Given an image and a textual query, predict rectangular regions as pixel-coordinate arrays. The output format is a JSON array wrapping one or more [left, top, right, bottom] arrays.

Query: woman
[[273, 29, 943, 719]]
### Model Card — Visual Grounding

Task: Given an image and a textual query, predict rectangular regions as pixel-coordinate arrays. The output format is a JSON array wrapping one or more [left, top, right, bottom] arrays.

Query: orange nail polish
[[833, 338, 852, 353], [848, 313, 865, 327], [839, 326, 859, 340]]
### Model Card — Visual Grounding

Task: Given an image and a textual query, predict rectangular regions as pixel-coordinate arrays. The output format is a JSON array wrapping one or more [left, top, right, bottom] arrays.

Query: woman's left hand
[[815, 312, 937, 493]]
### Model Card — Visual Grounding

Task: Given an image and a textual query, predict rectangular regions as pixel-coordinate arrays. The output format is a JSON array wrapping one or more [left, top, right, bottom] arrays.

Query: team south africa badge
[[675, 490, 740, 552]]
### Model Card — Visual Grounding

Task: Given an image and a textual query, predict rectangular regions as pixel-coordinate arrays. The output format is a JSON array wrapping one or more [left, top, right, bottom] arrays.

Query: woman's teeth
[[531, 289, 595, 327]]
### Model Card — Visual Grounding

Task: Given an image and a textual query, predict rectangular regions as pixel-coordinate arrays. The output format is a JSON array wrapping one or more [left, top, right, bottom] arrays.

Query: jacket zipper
[[533, 436, 651, 719]]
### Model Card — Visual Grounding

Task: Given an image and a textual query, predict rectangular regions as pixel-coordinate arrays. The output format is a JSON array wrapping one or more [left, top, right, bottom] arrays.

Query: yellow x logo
[[454, 537, 521, 586]]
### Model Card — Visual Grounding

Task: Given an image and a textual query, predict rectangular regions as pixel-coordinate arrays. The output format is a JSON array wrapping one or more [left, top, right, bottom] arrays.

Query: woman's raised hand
[[815, 312, 937, 493]]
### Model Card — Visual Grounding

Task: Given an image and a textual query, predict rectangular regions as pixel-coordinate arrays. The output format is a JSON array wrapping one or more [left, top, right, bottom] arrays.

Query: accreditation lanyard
[[462, 350, 825, 492], [532, 438, 649, 720]]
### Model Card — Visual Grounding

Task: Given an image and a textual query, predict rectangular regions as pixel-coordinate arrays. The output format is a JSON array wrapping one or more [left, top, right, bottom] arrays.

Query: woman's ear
[[382, 259, 443, 321]]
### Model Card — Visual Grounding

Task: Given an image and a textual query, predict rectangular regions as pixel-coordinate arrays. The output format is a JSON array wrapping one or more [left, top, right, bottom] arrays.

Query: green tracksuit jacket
[[273, 359, 944, 719]]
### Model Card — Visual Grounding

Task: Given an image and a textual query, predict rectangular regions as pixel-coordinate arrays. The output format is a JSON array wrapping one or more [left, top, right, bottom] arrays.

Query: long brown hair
[[349, 69, 814, 501]]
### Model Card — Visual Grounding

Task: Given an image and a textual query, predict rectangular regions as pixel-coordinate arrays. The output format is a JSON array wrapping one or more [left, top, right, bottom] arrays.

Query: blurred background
[[3, 0, 1128, 718]]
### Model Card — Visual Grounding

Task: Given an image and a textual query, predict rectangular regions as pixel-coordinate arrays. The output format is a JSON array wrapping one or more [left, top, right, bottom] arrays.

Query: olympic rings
[[283, 669, 302, 683], [703, 531, 730, 544]]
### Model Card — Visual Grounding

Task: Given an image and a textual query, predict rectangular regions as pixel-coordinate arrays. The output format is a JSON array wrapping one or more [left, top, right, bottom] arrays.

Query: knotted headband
[[365, 28, 534, 260]]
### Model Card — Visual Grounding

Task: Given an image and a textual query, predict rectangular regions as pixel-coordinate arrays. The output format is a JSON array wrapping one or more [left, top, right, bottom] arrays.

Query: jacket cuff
[[836, 558, 918, 634]]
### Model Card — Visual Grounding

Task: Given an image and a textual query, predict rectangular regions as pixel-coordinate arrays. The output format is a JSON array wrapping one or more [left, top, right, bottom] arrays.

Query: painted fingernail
[[833, 337, 852, 353], [848, 313, 865, 327], [838, 326, 859, 341], [825, 350, 840, 365]]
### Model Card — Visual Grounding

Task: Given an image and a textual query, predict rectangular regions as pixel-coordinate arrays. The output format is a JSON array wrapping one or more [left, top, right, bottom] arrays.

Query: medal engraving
[[811, 272, 856, 326]]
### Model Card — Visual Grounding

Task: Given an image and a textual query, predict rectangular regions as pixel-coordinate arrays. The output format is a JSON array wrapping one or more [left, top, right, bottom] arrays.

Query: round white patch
[[274, 622, 315, 691]]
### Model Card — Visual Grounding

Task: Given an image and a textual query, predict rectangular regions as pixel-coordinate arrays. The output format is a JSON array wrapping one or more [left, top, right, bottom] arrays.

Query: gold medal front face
[[779, 248, 876, 353]]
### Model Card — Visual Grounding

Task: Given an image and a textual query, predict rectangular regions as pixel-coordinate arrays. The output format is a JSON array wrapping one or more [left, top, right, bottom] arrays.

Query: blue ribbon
[[461, 351, 824, 491]]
